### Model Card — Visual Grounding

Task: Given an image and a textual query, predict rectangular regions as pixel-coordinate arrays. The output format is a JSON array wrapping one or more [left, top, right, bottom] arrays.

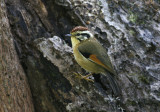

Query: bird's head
[[71, 26, 93, 41], [66, 26, 93, 45]]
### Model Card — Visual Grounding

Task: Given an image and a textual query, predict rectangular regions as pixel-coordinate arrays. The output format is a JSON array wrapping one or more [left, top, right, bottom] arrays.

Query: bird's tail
[[102, 72, 121, 96]]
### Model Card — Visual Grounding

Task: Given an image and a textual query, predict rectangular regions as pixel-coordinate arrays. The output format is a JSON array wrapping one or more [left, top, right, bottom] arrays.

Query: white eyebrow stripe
[[80, 31, 93, 38]]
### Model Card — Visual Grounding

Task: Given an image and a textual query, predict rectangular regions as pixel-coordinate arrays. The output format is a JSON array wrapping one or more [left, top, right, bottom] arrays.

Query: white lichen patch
[[66, 100, 85, 111], [99, 0, 126, 31], [150, 81, 160, 101], [48, 36, 72, 53], [34, 36, 73, 74], [145, 64, 160, 80]]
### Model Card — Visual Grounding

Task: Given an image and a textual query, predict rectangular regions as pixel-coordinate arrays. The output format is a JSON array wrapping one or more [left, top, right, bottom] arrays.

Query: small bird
[[66, 26, 121, 96]]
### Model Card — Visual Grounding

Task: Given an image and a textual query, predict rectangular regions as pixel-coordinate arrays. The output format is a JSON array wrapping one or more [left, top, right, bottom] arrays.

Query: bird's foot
[[73, 72, 94, 82]]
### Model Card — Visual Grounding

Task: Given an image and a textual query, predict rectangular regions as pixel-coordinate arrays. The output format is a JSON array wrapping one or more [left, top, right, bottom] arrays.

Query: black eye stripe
[[76, 33, 90, 40], [76, 33, 80, 36], [81, 33, 90, 38]]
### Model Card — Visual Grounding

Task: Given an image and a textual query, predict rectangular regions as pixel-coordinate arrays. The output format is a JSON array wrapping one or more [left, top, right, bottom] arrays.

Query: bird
[[66, 26, 121, 96]]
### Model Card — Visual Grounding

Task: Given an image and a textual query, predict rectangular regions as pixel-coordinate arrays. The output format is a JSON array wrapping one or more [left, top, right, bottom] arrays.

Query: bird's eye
[[76, 33, 80, 36]]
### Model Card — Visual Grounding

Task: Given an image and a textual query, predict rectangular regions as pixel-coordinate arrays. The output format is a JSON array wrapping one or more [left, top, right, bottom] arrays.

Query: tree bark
[[0, 0, 34, 111]]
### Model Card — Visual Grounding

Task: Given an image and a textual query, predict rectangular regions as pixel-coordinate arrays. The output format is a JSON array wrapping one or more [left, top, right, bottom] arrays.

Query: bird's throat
[[71, 37, 80, 48]]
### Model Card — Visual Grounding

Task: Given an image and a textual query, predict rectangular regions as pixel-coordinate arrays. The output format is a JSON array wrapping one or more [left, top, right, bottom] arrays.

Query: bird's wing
[[78, 38, 115, 74]]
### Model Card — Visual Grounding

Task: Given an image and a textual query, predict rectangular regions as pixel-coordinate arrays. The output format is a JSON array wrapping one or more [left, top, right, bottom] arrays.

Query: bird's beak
[[65, 34, 72, 37]]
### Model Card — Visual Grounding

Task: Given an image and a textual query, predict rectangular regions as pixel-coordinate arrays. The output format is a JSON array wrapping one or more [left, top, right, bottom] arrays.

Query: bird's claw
[[73, 72, 94, 82]]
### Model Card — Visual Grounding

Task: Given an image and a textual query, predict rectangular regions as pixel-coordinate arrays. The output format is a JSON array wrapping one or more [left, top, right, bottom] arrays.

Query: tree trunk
[[0, 0, 160, 112], [0, 0, 34, 111]]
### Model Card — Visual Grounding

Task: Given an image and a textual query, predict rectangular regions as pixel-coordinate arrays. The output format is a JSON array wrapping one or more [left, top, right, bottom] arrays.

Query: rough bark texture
[[0, 0, 160, 112], [0, 0, 34, 111]]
